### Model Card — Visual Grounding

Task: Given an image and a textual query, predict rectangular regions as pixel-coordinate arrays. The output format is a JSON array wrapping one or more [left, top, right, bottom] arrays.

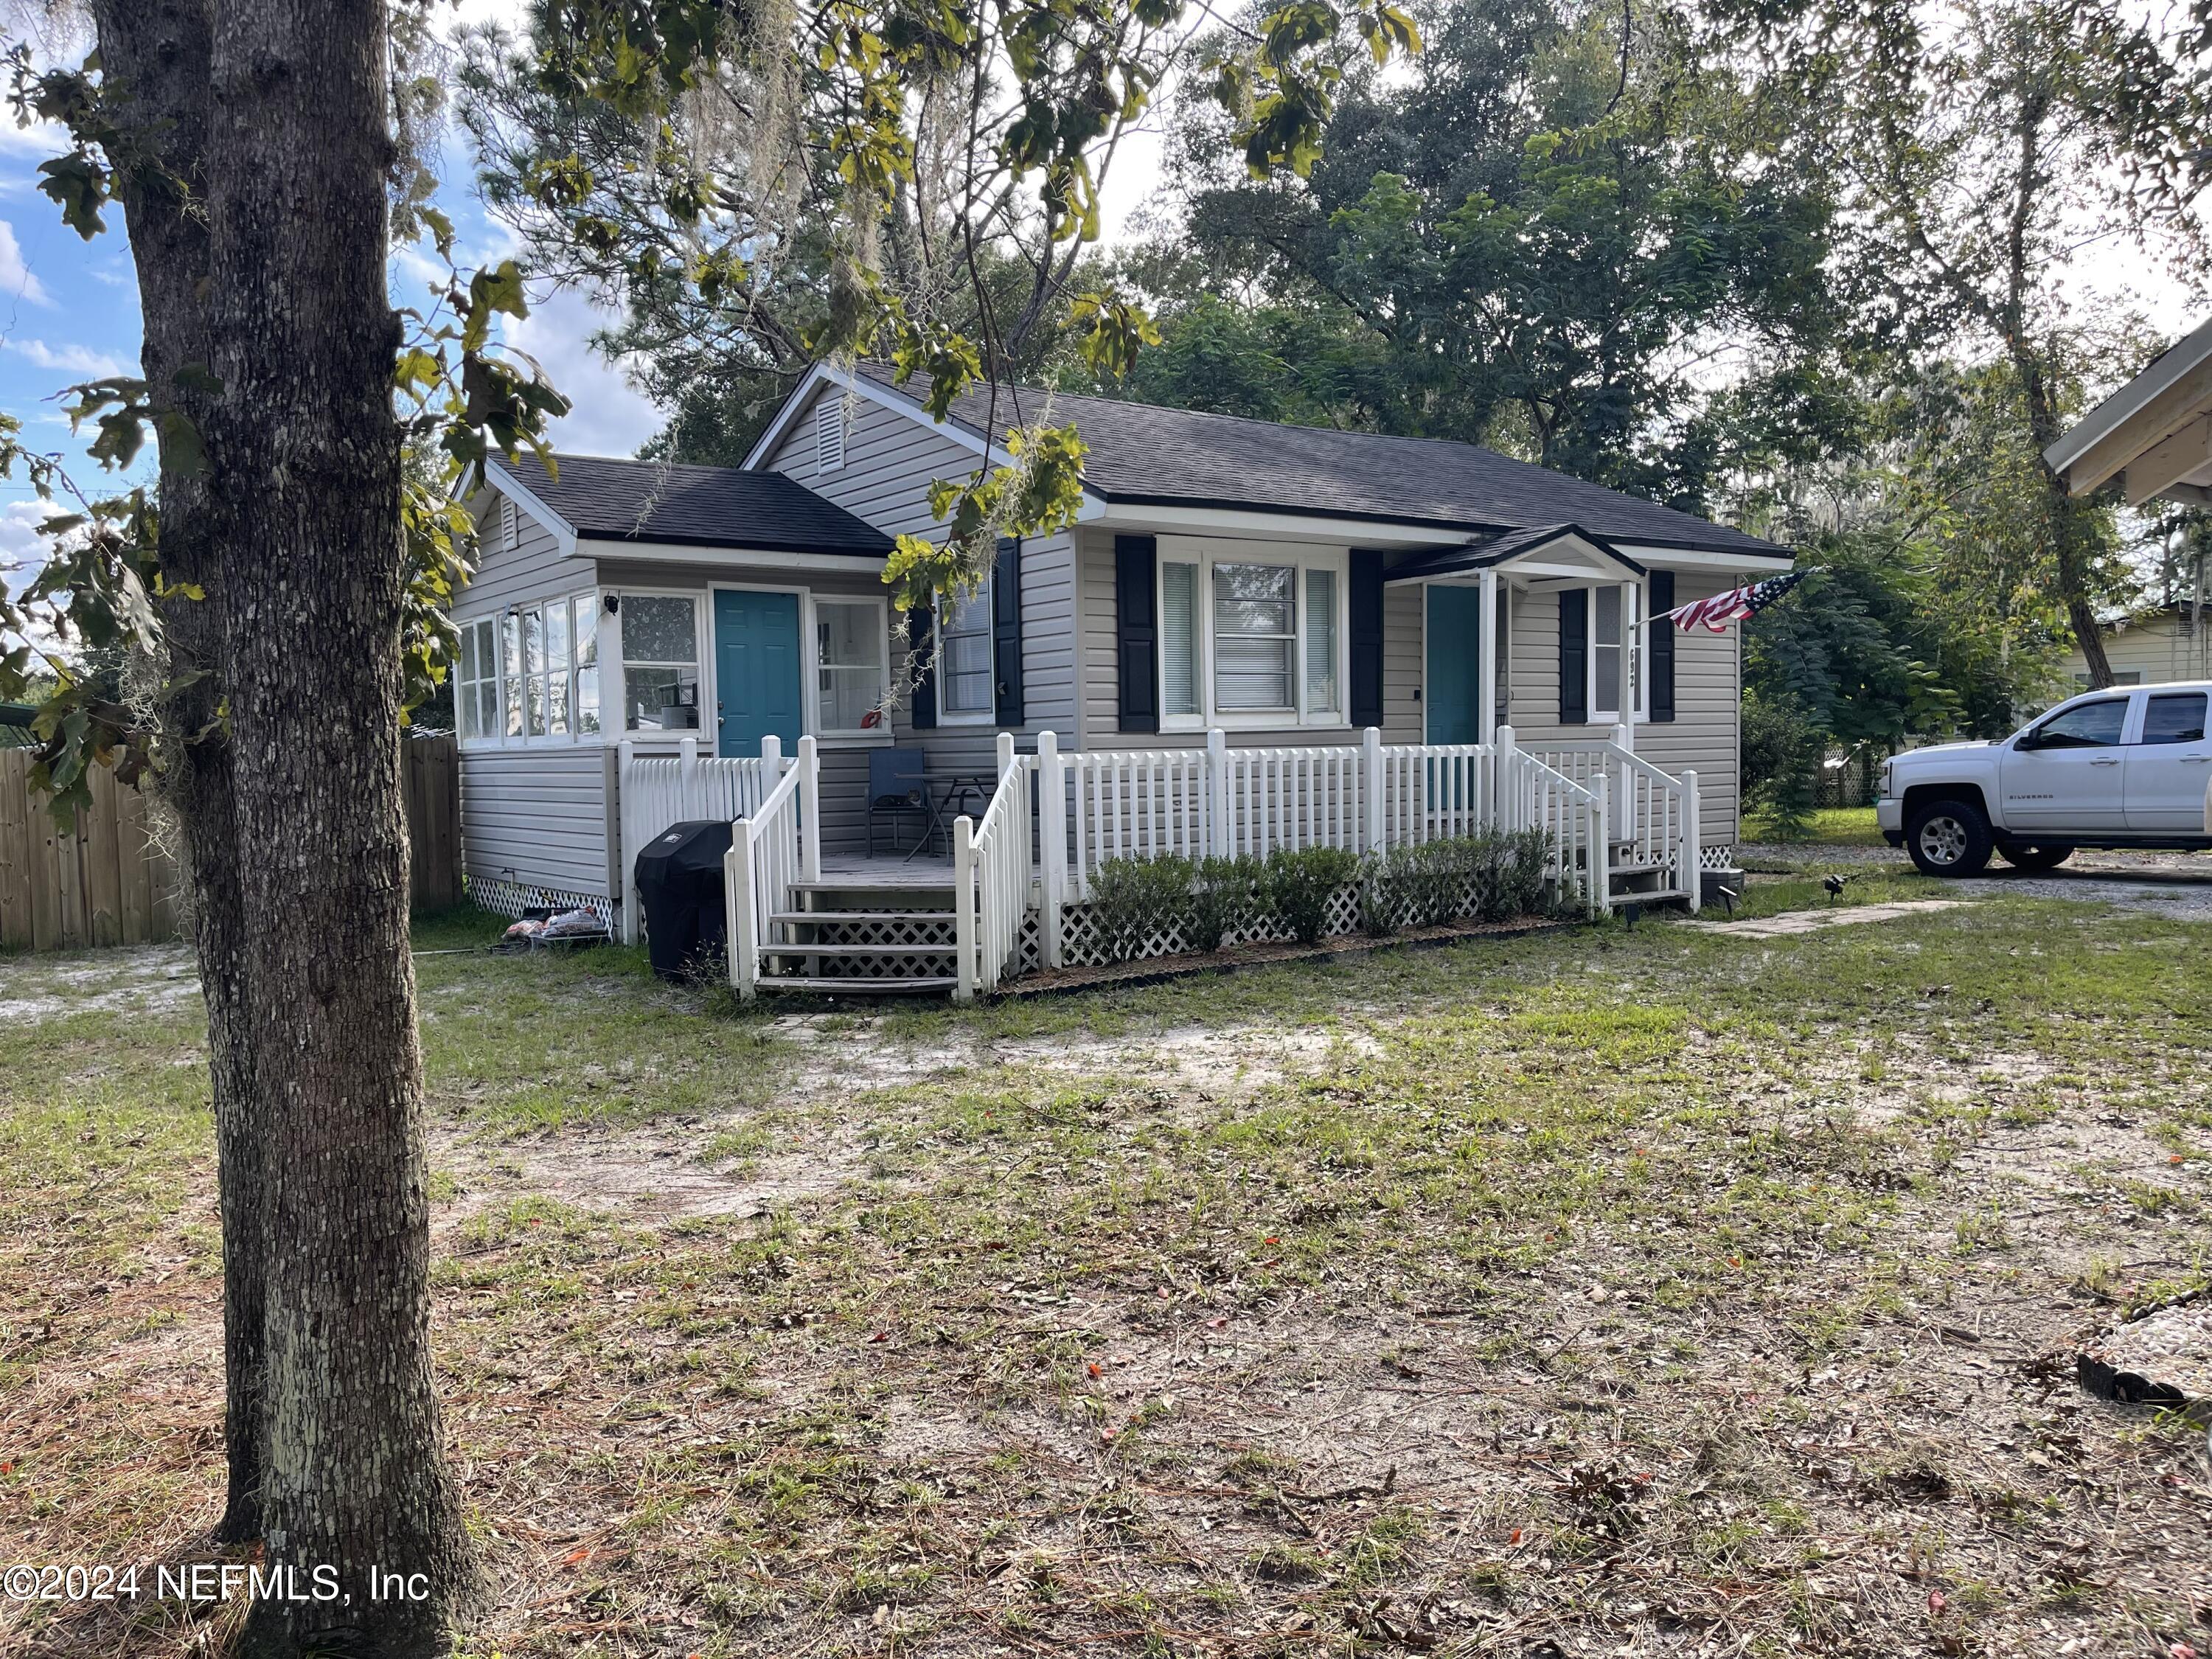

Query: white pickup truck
[[1877, 681, 2212, 875]]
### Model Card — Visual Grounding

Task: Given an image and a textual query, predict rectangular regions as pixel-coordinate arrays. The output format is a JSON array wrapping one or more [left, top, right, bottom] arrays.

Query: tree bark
[[198, 2, 469, 1651], [87, 0, 271, 1544], [2016, 348, 2117, 688]]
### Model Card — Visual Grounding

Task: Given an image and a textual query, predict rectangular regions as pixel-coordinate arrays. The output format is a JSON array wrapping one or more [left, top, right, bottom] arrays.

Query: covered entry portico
[[1389, 524, 1650, 748]]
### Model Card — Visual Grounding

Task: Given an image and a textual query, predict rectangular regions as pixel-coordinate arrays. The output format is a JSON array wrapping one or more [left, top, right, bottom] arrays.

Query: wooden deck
[[810, 853, 958, 890]]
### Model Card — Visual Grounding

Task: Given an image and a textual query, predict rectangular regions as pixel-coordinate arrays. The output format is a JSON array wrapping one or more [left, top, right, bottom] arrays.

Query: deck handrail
[[953, 732, 1033, 1001], [1497, 733, 1609, 917], [1518, 726, 1697, 910], [616, 736, 793, 944], [725, 734, 815, 999]]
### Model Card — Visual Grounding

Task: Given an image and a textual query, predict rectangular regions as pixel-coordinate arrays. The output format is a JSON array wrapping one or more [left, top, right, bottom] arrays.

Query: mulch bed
[[994, 913, 1576, 998]]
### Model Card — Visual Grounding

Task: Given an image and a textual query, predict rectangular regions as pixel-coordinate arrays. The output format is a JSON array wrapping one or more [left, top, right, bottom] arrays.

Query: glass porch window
[[1592, 585, 1624, 723], [500, 613, 524, 738], [817, 599, 887, 733], [1161, 560, 1200, 718], [619, 594, 701, 731], [1304, 566, 1338, 717], [541, 600, 570, 737], [572, 594, 600, 735]]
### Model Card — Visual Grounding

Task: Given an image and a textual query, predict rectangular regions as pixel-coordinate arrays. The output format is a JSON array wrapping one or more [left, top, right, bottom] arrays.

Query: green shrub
[[1360, 830, 1555, 934], [1187, 855, 1262, 953], [1088, 853, 1195, 962], [1262, 845, 1361, 944]]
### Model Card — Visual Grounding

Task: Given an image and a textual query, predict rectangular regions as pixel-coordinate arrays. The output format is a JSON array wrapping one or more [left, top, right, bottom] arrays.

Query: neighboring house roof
[[493, 452, 896, 555], [2045, 317, 2212, 508], [841, 363, 1790, 560]]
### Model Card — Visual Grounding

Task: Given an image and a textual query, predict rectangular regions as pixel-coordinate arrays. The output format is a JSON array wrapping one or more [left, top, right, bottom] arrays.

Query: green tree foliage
[[1086, 0, 1846, 508]]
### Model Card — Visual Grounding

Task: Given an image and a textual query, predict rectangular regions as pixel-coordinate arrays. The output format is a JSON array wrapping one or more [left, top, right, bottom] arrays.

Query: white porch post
[[1361, 726, 1385, 852], [1206, 728, 1231, 858], [953, 815, 976, 1003], [617, 738, 639, 944], [1681, 768, 1702, 913], [1495, 723, 1517, 832], [1478, 566, 1499, 748], [1037, 731, 1066, 967], [679, 733, 699, 799], [1591, 775, 1612, 918], [796, 734, 821, 882], [726, 834, 757, 1000]]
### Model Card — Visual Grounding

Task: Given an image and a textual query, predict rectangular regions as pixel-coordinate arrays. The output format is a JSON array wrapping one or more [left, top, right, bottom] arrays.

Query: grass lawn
[[4, 888, 2210, 1658], [1739, 805, 1890, 846]]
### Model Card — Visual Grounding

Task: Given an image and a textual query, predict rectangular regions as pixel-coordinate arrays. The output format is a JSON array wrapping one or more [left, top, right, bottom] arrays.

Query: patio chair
[[867, 747, 941, 858]]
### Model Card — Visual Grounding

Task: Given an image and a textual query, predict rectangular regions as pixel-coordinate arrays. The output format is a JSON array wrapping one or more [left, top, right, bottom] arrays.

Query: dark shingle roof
[[855, 364, 1787, 559], [1384, 524, 1648, 582], [498, 453, 894, 555]]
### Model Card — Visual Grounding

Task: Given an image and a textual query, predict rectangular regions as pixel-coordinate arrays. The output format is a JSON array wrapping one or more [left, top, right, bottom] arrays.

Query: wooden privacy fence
[[0, 734, 462, 953]]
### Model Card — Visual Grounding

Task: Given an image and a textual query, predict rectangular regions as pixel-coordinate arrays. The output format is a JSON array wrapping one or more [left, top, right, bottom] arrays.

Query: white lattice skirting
[[465, 875, 614, 927], [1697, 846, 1739, 871]]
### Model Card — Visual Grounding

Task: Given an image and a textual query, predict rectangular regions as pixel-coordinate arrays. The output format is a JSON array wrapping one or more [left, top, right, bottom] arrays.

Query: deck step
[[762, 942, 955, 958], [769, 911, 956, 926], [756, 975, 960, 995]]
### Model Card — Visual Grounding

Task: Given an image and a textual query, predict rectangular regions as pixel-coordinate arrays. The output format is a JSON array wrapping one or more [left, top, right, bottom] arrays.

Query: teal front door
[[712, 589, 803, 757], [1425, 585, 1483, 744]]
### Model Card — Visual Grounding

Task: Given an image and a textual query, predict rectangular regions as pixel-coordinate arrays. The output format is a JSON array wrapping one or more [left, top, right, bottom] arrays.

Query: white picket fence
[[616, 736, 793, 945]]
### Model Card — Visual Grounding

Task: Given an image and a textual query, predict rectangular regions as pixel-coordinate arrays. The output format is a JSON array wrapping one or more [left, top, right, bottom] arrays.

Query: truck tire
[[1998, 843, 2073, 872], [1905, 799, 1993, 877]]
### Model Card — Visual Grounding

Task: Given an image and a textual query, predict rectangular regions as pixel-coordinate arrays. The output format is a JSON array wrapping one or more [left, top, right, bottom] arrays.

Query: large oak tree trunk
[[88, 0, 271, 1545], [201, 1, 470, 1650]]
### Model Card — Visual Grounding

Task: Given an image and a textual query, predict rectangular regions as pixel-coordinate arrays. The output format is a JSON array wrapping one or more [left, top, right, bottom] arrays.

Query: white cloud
[[6, 337, 129, 378], [503, 284, 665, 457], [0, 221, 53, 307]]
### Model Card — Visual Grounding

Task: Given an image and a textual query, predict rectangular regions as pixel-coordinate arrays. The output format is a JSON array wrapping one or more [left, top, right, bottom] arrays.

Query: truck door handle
[[2089, 757, 2119, 766], [2181, 754, 2212, 763]]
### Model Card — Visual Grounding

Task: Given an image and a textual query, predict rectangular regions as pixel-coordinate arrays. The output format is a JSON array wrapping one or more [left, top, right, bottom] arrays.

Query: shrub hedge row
[[1083, 830, 1554, 965]]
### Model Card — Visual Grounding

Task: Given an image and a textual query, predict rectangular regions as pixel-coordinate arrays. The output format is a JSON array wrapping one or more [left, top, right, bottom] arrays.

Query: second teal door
[[1425, 585, 1483, 744], [713, 589, 802, 757]]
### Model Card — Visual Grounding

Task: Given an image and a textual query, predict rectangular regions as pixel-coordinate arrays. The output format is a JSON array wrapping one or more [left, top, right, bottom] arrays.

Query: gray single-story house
[[452, 363, 1792, 980]]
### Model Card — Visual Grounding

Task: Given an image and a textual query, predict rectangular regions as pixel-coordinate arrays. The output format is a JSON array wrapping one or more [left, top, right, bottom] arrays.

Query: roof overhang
[[1385, 525, 1647, 584], [582, 539, 891, 574], [2047, 317, 2212, 504]]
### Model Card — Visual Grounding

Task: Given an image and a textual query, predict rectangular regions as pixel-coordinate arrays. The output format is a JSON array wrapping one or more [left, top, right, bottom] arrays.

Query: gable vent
[[815, 400, 846, 473]]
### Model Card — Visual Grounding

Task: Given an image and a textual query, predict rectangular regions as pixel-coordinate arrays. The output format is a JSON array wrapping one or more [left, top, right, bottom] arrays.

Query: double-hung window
[[937, 577, 994, 720], [816, 598, 888, 735], [1158, 544, 1346, 727], [619, 594, 702, 732]]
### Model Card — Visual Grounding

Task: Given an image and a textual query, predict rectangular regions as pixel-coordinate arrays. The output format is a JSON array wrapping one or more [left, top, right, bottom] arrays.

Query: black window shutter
[[1648, 571, 1676, 723], [1115, 534, 1158, 734], [993, 537, 1024, 726], [906, 602, 937, 729], [1349, 549, 1385, 728], [1559, 588, 1588, 725]]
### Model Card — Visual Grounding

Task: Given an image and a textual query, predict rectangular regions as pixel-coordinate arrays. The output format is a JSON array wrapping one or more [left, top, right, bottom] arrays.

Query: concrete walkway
[[1686, 899, 1972, 937]]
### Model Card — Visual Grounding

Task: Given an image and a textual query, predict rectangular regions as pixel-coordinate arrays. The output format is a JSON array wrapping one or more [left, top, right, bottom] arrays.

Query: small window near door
[[817, 599, 887, 734], [1161, 560, 1200, 718], [2142, 691, 2207, 745], [1591, 585, 1624, 722], [572, 593, 600, 734], [2032, 698, 2127, 748], [1304, 566, 1338, 717], [938, 579, 993, 717], [619, 594, 702, 731]]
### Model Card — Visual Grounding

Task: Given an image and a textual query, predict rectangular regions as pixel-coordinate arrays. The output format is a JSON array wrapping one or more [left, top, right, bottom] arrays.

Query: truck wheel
[[1999, 843, 2073, 872], [1905, 799, 1993, 877]]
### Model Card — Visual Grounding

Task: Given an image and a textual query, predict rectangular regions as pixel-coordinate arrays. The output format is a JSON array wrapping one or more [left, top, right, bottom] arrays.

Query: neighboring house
[[453, 364, 1792, 986], [2058, 601, 2211, 692]]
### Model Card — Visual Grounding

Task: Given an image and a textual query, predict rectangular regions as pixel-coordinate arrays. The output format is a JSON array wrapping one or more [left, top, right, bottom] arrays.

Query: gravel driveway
[[1742, 841, 2212, 919]]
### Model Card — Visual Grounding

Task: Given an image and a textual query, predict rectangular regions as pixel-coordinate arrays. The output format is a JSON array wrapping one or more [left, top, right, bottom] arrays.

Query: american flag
[[1663, 568, 1804, 633]]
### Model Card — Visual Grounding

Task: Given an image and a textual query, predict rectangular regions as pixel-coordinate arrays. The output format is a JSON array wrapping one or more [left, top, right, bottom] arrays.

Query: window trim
[[812, 592, 894, 743], [458, 591, 606, 749], [934, 571, 997, 726], [1153, 539, 1351, 732]]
